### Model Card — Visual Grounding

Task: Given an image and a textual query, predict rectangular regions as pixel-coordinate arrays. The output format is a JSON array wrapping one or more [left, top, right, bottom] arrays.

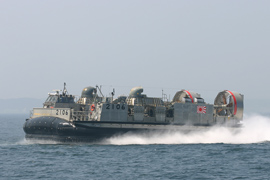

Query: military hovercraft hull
[[23, 116, 241, 142], [23, 84, 244, 142], [24, 116, 135, 142]]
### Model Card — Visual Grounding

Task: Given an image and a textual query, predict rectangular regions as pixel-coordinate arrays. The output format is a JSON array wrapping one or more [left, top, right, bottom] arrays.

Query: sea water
[[1, 114, 270, 180]]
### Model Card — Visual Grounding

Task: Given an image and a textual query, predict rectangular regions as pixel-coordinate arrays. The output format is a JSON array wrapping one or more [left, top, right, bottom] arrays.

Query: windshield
[[45, 95, 58, 103]]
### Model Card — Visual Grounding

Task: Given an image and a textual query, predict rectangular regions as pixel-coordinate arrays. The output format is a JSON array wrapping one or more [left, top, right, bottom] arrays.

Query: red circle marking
[[226, 90, 237, 115], [184, 90, 193, 103]]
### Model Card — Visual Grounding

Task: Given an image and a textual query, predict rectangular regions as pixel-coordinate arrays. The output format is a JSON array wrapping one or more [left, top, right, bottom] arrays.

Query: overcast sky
[[0, 0, 269, 114]]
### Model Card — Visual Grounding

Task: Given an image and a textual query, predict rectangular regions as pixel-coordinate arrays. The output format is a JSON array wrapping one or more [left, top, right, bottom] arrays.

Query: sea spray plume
[[235, 114, 270, 143], [104, 128, 234, 145], [105, 115, 270, 145]]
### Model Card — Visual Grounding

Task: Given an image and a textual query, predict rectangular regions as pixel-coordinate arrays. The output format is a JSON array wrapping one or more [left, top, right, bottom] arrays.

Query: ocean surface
[[1, 114, 270, 180]]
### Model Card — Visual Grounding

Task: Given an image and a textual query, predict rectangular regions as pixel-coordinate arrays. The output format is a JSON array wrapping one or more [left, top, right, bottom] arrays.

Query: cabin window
[[45, 96, 53, 102], [58, 96, 74, 103], [45, 95, 58, 103], [51, 96, 58, 102]]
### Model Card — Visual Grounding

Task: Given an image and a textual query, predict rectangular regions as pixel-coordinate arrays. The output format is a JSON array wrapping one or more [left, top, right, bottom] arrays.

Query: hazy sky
[[1, 1, 269, 113]]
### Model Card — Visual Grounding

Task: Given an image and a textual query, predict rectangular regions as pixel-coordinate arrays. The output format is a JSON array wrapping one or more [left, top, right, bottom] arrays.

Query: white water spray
[[105, 114, 270, 145]]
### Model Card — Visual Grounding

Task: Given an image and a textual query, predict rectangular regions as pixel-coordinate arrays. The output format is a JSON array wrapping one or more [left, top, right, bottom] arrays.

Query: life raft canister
[[91, 104, 95, 111]]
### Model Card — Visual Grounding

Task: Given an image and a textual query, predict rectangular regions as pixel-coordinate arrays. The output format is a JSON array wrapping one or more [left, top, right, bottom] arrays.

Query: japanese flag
[[197, 106, 206, 114]]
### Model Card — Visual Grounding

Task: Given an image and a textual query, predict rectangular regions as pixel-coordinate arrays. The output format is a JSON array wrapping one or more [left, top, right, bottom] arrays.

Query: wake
[[105, 114, 270, 145]]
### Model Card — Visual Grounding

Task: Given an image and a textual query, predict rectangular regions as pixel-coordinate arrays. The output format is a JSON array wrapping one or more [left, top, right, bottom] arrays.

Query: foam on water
[[105, 114, 270, 145]]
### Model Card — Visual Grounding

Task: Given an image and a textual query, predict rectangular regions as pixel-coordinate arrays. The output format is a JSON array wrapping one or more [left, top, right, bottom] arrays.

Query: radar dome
[[129, 87, 143, 98], [81, 86, 97, 98]]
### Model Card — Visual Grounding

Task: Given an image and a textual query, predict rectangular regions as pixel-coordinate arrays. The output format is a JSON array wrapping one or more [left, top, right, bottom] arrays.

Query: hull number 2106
[[56, 109, 69, 116], [105, 104, 126, 110]]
